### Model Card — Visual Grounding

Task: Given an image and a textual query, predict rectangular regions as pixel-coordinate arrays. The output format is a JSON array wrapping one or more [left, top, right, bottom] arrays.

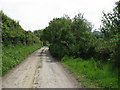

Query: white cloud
[[0, 0, 118, 31]]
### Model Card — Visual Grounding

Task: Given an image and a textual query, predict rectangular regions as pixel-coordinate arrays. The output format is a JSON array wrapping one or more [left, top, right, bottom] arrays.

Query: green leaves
[[101, 1, 120, 38], [99, 1, 120, 65], [42, 14, 93, 59]]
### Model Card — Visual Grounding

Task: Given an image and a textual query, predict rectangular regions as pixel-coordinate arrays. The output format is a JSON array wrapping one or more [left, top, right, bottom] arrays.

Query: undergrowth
[[61, 56, 118, 88]]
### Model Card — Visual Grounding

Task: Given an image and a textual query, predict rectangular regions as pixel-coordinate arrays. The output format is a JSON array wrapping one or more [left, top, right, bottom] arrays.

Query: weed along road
[[2, 47, 81, 88]]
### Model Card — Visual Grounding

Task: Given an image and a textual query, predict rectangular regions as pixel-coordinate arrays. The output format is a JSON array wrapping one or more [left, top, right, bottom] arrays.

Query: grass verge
[[61, 56, 118, 88], [2, 44, 42, 76]]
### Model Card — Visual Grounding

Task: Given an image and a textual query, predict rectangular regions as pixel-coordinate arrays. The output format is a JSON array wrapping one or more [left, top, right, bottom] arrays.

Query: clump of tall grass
[[61, 56, 118, 88]]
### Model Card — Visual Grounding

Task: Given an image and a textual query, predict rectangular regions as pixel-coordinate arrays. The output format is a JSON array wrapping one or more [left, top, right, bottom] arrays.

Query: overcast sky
[[0, 0, 118, 31]]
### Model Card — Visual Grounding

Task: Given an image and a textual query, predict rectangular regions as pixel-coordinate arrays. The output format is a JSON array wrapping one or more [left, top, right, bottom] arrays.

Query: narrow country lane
[[2, 47, 81, 88]]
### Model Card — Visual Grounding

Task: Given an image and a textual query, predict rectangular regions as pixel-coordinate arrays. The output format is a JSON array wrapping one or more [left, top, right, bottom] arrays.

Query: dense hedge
[[41, 1, 120, 67], [1, 11, 43, 75], [1, 11, 41, 46]]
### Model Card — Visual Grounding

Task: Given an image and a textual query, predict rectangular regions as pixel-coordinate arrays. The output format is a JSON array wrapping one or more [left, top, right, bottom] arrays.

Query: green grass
[[2, 44, 42, 76], [61, 56, 118, 88]]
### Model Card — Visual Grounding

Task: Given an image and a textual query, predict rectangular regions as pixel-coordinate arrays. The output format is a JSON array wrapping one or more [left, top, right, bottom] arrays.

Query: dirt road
[[2, 47, 81, 88]]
